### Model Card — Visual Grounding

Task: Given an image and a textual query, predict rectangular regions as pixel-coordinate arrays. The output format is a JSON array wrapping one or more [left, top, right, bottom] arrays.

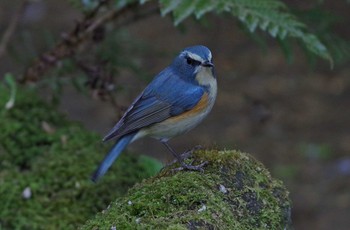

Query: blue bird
[[92, 45, 217, 182]]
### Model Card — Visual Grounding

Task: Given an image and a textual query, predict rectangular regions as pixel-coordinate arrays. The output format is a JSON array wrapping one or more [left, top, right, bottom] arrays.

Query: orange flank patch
[[169, 93, 209, 122]]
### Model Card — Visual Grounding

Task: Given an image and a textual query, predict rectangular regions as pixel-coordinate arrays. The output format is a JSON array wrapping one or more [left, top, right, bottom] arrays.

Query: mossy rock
[[0, 84, 162, 229], [83, 150, 292, 229]]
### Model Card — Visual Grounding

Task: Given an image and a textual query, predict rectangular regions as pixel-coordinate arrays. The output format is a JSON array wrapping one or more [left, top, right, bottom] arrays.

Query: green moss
[[83, 150, 292, 229], [0, 84, 162, 229], [0, 84, 68, 169]]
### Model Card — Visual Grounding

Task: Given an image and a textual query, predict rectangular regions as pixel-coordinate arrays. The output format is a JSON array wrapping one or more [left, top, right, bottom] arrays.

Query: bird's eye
[[186, 57, 201, 66]]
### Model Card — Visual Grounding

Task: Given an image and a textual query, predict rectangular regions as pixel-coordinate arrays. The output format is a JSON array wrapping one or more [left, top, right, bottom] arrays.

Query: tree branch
[[20, 1, 159, 84]]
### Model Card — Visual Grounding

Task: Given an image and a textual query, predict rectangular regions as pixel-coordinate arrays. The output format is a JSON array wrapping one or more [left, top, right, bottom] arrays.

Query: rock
[[82, 150, 292, 229]]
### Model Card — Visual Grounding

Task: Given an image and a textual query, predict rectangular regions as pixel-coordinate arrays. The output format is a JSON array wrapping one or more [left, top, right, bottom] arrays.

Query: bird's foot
[[161, 142, 207, 172], [171, 160, 208, 173], [164, 145, 203, 167], [179, 145, 203, 159], [187, 144, 203, 153]]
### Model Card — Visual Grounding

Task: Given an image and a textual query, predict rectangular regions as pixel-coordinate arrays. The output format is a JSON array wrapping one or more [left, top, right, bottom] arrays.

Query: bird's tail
[[91, 133, 136, 182]]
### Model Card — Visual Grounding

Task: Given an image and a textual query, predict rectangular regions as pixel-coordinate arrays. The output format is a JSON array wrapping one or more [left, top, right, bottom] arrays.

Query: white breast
[[195, 66, 217, 101]]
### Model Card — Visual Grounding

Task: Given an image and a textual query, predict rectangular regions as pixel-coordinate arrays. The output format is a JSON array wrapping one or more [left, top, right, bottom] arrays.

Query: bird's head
[[171, 45, 216, 86]]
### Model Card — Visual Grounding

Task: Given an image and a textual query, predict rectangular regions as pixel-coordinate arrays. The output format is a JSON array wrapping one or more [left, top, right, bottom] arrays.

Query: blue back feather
[[103, 67, 204, 141]]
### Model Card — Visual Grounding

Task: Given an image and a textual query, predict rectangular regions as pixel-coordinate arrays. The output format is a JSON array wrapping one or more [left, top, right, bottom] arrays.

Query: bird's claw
[[171, 161, 208, 173], [164, 145, 203, 167], [179, 145, 203, 159], [188, 145, 203, 152], [161, 143, 206, 172]]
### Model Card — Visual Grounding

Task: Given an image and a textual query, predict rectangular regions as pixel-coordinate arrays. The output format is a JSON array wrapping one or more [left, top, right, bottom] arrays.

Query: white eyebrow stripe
[[183, 52, 205, 63], [208, 51, 212, 61]]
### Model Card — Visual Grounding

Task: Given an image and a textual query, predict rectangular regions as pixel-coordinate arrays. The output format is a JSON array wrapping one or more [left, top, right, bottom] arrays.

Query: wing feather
[[103, 68, 204, 142]]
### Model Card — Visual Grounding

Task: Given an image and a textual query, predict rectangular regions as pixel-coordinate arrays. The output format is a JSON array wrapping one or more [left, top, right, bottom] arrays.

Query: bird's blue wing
[[103, 68, 204, 142]]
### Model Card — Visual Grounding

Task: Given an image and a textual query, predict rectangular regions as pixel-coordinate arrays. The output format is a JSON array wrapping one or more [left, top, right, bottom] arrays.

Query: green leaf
[[173, 0, 198, 25], [268, 24, 279, 37], [301, 34, 333, 66], [322, 34, 350, 64], [246, 14, 259, 32], [4, 73, 17, 110], [159, 0, 182, 16], [277, 28, 288, 39], [194, 0, 217, 18], [277, 37, 293, 63], [158, 0, 333, 64]]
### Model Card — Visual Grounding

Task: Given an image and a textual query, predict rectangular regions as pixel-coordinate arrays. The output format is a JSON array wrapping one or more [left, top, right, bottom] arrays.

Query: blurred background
[[1, 0, 350, 229]]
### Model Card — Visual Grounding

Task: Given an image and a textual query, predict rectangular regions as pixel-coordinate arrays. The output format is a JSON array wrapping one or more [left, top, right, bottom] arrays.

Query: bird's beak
[[201, 61, 214, 67]]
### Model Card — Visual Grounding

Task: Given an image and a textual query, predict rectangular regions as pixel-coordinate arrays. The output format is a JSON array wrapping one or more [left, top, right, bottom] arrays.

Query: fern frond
[[159, 0, 332, 63], [321, 34, 350, 64]]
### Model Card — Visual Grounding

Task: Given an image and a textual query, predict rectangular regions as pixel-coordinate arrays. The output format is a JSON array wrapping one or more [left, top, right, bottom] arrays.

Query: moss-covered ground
[[83, 150, 292, 229], [0, 84, 162, 229]]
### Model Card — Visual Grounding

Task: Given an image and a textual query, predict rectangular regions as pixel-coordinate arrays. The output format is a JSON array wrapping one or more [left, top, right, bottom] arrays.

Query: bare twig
[[20, 1, 159, 84], [0, 0, 28, 59]]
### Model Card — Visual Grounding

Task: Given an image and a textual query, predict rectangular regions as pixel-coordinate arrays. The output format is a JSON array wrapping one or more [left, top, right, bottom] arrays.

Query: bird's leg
[[184, 144, 203, 156], [161, 141, 208, 172], [162, 141, 196, 163]]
